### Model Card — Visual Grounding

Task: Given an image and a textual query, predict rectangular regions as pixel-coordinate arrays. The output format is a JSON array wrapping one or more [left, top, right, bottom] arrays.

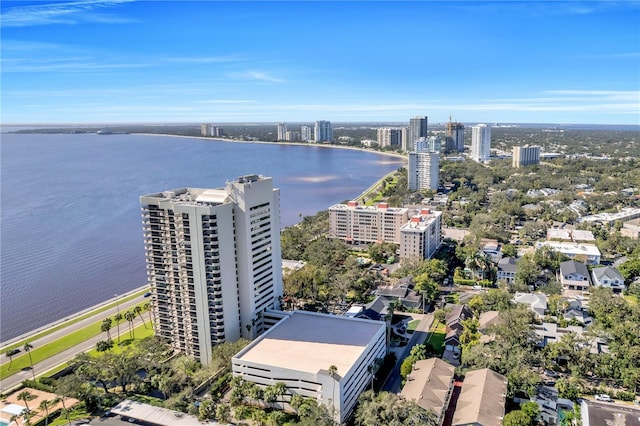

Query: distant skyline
[[1, 1, 639, 125]]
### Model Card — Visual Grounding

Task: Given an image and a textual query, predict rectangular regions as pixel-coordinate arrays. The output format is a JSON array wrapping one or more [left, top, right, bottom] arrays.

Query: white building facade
[[377, 127, 404, 148], [277, 123, 287, 141], [140, 174, 283, 365], [471, 124, 491, 162], [408, 151, 439, 191], [399, 209, 443, 260], [301, 125, 313, 142], [232, 311, 387, 424]]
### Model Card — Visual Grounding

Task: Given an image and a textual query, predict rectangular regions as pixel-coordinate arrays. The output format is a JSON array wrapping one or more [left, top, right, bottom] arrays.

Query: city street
[[0, 289, 149, 393]]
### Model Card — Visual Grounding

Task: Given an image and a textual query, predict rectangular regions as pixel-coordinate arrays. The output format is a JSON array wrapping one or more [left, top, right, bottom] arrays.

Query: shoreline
[[1, 133, 406, 345], [136, 132, 410, 161]]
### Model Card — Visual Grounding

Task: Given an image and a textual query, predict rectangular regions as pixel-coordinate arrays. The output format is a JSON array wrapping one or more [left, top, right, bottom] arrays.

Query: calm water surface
[[0, 133, 405, 340]]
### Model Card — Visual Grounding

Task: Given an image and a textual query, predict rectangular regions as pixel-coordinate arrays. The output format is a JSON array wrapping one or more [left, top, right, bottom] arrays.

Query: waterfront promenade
[[0, 286, 149, 394]]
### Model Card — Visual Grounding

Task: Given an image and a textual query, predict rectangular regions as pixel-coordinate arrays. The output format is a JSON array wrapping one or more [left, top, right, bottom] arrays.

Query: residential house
[[451, 368, 508, 426], [533, 322, 584, 348], [400, 358, 455, 425], [621, 218, 640, 239], [443, 304, 473, 364], [591, 266, 626, 293], [514, 292, 548, 317], [497, 257, 517, 284], [559, 260, 591, 292]]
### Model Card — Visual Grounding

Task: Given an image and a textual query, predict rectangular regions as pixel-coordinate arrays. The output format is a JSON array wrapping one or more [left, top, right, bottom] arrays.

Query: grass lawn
[[407, 320, 420, 332], [1, 288, 148, 354], [425, 321, 446, 354], [86, 324, 154, 357], [1, 302, 150, 379]]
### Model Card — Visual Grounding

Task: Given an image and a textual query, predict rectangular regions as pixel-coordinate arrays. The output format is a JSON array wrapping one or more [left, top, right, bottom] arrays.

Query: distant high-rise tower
[[314, 120, 333, 143], [377, 128, 404, 148], [407, 116, 428, 151], [471, 124, 491, 162], [408, 151, 439, 191], [277, 123, 287, 141], [445, 120, 465, 152], [513, 145, 541, 168], [301, 126, 313, 142], [140, 175, 283, 365]]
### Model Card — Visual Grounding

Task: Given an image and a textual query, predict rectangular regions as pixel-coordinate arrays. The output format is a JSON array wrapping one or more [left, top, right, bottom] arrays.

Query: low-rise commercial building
[[621, 218, 640, 239], [231, 311, 386, 424]]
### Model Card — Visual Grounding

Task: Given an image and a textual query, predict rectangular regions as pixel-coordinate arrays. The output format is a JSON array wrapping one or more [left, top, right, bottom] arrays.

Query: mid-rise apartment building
[[408, 151, 439, 191], [399, 209, 443, 260], [513, 145, 541, 168], [140, 174, 283, 365], [377, 127, 404, 148], [471, 124, 491, 162], [329, 201, 409, 244]]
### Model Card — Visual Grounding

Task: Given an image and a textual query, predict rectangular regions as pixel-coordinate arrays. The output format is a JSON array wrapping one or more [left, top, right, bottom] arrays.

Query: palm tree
[[18, 390, 33, 412], [274, 381, 287, 406], [96, 340, 114, 352], [134, 305, 147, 328], [143, 302, 153, 325], [114, 312, 123, 344], [124, 311, 135, 338], [328, 365, 338, 408], [5, 348, 16, 369], [101, 317, 112, 340], [23, 342, 35, 380], [38, 399, 52, 426]]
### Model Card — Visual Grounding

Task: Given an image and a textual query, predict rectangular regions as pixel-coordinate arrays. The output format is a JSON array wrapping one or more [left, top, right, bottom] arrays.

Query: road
[[0, 289, 150, 393], [381, 313, 434, 394]]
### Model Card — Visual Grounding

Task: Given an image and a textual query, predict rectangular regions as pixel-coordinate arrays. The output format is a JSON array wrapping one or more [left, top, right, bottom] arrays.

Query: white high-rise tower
[[471, 124, 491, 162], [140, 174, 282, 365]]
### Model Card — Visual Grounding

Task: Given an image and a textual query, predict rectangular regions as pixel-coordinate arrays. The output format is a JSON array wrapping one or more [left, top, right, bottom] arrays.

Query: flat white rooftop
[[235, 311, 384, 375], [536, 241, 601, 257]]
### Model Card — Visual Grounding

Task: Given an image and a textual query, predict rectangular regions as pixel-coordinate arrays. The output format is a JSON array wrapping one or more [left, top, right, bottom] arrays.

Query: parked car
[[595, 394, 611, 402]]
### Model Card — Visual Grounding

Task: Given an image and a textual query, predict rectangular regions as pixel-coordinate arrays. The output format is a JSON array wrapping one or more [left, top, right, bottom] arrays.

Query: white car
[[595, 394, 611, 402]]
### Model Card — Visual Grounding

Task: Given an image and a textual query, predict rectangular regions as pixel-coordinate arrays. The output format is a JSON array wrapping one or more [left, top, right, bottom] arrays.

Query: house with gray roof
[[497, 257, 517, 284], [559, 260, 591, 292], [514, 292, 548, 317], [591, 266, 625, 293]]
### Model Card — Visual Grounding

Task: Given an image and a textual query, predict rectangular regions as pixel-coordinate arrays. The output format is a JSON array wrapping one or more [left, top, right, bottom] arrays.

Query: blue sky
[[1, 1, 639, 124]]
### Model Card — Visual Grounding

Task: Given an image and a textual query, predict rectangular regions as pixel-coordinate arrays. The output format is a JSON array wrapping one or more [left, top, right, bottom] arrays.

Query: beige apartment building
[[328, 201, 409, 244], [140, 175, 283, 365], [399, 209, 443, 260]]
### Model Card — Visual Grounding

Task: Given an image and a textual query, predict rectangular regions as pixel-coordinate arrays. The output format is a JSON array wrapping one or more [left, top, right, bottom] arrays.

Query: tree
[[143, 302, 153, 325], [355, 390, 437, 426], [101, 317, 113, 340], [215, 403, 231, 423], [502, 244, 518, 258], [5, 348, 16, 369], [24, 342, 35, 380], [124, 310, 136, 338], [134, 305, 148, 328], [328, 365, 338, 405], [503, 410, 533, 426], [96, 339, 114, 352], [17, 390, 34, 412], [114, 312, 123, 344], [38, 399, 53, 426]]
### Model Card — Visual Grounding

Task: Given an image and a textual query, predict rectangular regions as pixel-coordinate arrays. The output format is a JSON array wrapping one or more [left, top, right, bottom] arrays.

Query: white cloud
[[245, 71, 285, 83], [1, 0, 138, 27]]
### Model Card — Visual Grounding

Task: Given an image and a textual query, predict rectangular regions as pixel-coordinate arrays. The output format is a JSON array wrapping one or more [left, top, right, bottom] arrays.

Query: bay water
[[0, 133, 405, 340]]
